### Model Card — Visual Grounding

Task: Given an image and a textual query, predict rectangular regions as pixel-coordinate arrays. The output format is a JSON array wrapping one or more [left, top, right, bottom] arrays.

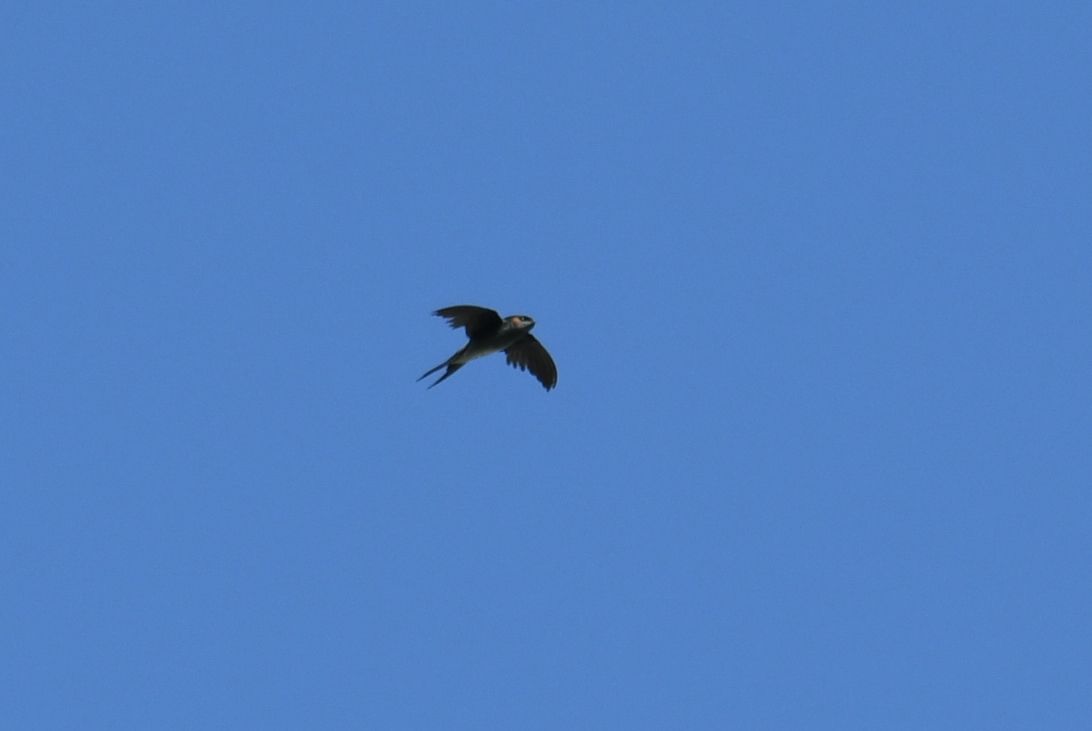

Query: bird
[[418, 305, 557, 391]]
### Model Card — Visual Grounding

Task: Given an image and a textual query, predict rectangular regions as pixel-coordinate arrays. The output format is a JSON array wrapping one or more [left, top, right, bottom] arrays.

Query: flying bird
[[419, 305, 557, 391]]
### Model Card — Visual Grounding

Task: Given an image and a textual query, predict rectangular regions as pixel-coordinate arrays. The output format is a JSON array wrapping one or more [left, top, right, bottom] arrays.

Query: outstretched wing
[[505, 334, 558, 391], [434, 306, 503, 339]]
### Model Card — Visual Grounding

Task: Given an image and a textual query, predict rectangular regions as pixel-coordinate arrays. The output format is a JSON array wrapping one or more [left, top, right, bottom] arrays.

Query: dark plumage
[[418, 305, 557, 390]]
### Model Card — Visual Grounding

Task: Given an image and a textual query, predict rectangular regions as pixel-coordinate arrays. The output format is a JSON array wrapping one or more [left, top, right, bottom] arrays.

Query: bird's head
[[507, 315, 536, 332]]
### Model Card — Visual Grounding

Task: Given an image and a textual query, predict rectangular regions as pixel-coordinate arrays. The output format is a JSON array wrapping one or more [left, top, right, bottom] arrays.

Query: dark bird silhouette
[[419, 305, 557, 391]]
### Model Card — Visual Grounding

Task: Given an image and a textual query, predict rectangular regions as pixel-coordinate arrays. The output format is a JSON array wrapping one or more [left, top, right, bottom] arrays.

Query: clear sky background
[[3, 3, 1090, 729]]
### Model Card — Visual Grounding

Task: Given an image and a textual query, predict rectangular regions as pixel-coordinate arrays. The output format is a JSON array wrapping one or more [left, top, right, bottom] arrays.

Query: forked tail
[[418, 361, 464, 389]]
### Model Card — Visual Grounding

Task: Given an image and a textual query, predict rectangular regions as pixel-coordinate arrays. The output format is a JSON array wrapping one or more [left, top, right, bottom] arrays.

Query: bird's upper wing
[[505, 334, 558, 391], [434, 305, 503, 338]]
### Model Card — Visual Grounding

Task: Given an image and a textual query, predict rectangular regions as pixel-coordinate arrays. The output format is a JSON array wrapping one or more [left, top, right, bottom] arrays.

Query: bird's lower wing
[[505, 334, 557, 391]]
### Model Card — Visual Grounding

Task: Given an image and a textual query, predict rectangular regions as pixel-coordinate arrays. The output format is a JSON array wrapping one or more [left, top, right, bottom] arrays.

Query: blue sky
[[3, 2, 1090, 728]]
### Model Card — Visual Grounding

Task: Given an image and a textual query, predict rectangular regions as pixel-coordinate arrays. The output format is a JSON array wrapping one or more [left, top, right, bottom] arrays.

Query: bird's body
[[419, 305, 557, 390]]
